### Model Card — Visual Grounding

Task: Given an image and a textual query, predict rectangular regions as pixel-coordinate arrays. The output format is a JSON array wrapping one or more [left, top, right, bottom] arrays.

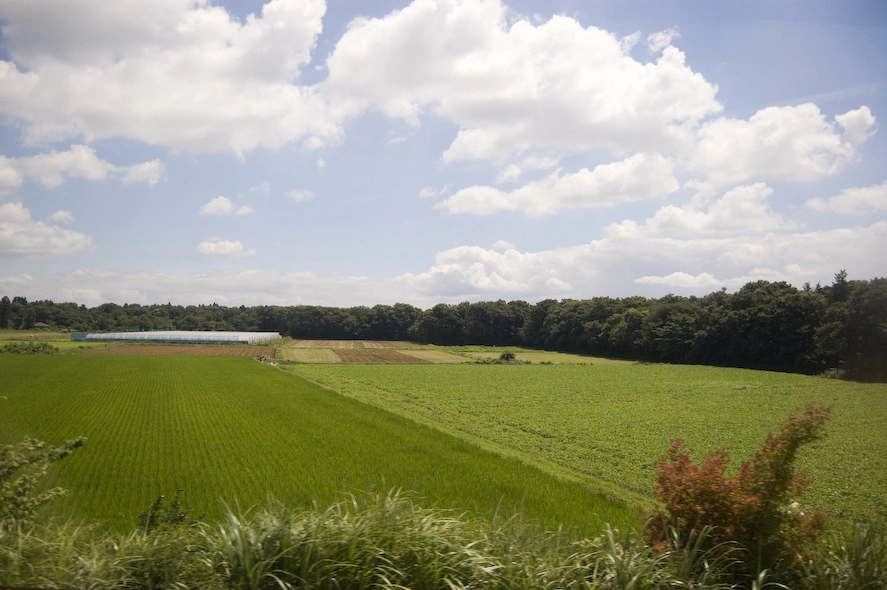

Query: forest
[[3, 271, 886, 381]]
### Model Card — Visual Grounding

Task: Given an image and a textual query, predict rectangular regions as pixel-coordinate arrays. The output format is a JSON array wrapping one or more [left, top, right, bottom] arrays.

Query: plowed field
[[86, 344, 276, 357], [333, 349, 430, 363], [287, 340, 422, 349]]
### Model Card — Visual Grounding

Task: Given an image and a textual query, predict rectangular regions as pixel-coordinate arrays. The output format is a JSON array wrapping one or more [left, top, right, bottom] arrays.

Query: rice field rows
[[0, 355, 636, 533], [85, 344, 276, 356], [288, 363, 887, 524]]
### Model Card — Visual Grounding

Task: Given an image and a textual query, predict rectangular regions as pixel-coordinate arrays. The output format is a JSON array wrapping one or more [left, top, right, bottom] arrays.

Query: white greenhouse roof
[[77, 331, 281, 344]]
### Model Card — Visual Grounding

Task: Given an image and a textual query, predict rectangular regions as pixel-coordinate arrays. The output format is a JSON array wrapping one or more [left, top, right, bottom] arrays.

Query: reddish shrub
[[645, 404, 831, 573]]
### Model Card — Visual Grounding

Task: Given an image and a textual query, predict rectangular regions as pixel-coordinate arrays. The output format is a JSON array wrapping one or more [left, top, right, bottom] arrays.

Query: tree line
[[2, 271, 885, 381]]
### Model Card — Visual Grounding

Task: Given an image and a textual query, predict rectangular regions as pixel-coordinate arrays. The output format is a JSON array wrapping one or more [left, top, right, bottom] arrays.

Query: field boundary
[[284, 364, 653, 511]]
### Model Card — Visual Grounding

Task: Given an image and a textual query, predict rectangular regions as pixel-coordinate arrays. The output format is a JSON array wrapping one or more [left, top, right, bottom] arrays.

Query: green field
[[0, 355, 635, 533], [287, 363, 887, 523]]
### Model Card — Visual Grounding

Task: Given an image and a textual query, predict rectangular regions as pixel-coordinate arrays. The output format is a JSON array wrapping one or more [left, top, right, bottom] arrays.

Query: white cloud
[[836, 106, 877, 146], [2, 218, 884, 306], [398, 221, 886, 300], [635, 271, 722, 289], [241, 182, 271, 198], [496, 155, 559, 183], [621, 183, 794, 237], [48, 210, 75, 224], [0, 0, 334, 155], [647, 27, 679, 54], [492, 240, 515, 252], [438, 153, 678, 216], [315, 158, 326, 168], [0, 201, 93, 257], [690, 104, 876, 187], [806, 181, 887, 214], [122, 160, 164, 185], [418, 185, 452, 199], [197, 238, 256, 258], [324, 0, 721, 163], [199, 196, 253, 216], [285, 189, 315, 202], [0, 145, 162, 194]]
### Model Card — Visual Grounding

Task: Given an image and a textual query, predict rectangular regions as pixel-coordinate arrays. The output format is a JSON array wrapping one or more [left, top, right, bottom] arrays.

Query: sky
[[1, 0, 885, 308]]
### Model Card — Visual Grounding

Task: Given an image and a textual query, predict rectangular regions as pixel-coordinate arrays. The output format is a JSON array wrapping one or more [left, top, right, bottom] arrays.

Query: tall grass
[[1, 491, 883, 589]]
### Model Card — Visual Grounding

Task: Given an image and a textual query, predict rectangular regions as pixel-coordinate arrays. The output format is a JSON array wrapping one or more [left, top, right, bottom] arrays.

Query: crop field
[[333, 349, 431, 363], [288, 363, 887, 523], [0, 355, 635, 533], [285, 340, 422, 349], [84, 344, 277, 356]]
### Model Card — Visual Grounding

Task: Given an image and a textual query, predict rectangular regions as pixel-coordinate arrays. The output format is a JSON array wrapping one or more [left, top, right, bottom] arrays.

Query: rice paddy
[[0, 355, 636, 533]]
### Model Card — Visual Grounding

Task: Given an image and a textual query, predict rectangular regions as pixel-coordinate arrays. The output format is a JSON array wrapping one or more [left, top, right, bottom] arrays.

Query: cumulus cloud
[[199, 196, 253, 216], [495, 155, 559, 184], [324, 0, 721, 163], [648, 27, 679, 53], [0, 201, 93, 257], [806, 181, 887, 214], [635, 271, 722, 289], [122, 160, 164, 185], [197, 238, 256, 258], [285, 189, 315, 202], [398, 221, 886, 300], [0, 0, 334, 155], [438, 153, 678, 216], [690, 104, 876, 187], [614, 183, 794, 237], [48, 210, 75, 224], [0, 145, 162, 195]]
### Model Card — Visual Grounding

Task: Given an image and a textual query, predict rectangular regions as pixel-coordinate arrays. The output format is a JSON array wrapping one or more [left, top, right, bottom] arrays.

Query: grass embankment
[[288, 363, 887, 524], [0, 355, 635, 533]]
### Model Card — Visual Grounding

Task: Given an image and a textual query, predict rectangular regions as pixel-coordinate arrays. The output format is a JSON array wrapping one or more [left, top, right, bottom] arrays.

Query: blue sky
[[1, 0, 885, 307]]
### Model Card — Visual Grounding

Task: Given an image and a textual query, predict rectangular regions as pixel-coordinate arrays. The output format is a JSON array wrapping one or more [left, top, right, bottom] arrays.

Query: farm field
[[279, 340, 618, 365], [84, 344, 277, 357], [287, 363, 887, 523], [0, 355, 636, 533]]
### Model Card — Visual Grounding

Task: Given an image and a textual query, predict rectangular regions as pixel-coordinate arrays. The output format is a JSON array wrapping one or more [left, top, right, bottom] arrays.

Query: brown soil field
[[86, 345, 277, 357], [286, 340, 423, 349], [333, 349, 431, 363]]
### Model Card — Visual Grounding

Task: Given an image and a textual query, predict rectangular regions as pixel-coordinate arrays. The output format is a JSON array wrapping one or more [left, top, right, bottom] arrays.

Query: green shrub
[[1, 341, 59, 354], [0, 436, 84, 530]]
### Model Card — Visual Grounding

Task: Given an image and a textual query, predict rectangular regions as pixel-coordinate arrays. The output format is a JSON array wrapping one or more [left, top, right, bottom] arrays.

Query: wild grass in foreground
[[1, 490, 884, 590]]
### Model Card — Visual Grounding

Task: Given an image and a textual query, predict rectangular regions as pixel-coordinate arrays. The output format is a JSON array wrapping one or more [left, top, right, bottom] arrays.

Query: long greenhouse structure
[[71, 331, 282, 344]]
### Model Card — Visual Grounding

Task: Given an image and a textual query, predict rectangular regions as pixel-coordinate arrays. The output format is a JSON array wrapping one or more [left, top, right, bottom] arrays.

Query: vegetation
[[645, 405, 832, 580], [1, 435, 84, 529], [0, 355, 634, 533], [3, 271, 886, 380], [288, 363, 887, 523], [1, 488, 885, 589]]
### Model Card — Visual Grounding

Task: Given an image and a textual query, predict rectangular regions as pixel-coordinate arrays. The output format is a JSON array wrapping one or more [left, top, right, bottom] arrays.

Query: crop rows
[[85, 344, 276, 356], [0, 355, 635, 533], [289, 363, 887, 524]]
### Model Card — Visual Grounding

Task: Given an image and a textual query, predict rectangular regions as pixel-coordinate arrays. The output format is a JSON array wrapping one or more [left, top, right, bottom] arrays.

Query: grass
[[0, 355, 636, 534], [4, 491, 884, 589], [286, 363, 887, 524]]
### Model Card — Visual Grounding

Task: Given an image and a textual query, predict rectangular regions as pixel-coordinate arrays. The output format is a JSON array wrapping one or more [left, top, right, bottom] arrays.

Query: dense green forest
[[3, 271, 885, 381]]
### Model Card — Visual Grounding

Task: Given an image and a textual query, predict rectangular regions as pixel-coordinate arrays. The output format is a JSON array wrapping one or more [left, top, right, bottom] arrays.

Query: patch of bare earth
[[86, 345, 277, 357], [333, 350, 431, 363], [287, 340, 424, 349]]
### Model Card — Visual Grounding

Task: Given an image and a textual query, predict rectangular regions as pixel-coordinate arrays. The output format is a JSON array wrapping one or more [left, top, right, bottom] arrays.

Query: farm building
[[71, 330, 281, 344]]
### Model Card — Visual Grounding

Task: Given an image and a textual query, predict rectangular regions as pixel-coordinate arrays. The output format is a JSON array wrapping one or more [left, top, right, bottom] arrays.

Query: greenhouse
[[71, 331, 282, 344]]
